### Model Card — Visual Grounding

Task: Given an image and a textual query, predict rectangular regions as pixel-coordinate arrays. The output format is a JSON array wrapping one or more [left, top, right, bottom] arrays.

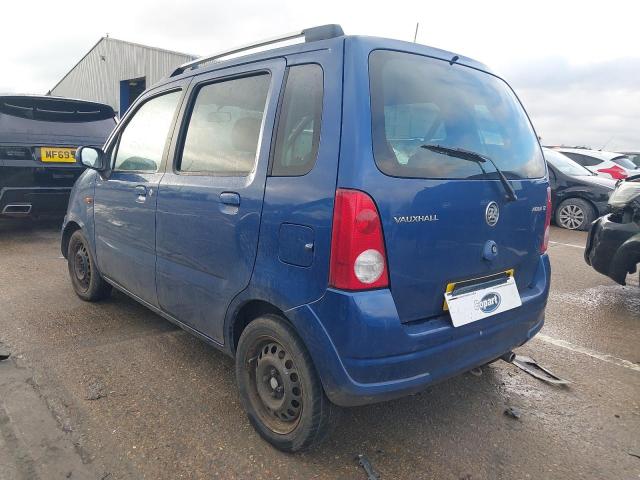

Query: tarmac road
[[0, 219, 638, 479]]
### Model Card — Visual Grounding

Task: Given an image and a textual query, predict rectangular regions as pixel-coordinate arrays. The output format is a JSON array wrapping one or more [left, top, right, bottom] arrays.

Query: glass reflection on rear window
[[369, 50, 545, 180]]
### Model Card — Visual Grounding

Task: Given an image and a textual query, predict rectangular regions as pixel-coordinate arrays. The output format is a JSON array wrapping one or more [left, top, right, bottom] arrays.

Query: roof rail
[[170, 24, 344, 77]]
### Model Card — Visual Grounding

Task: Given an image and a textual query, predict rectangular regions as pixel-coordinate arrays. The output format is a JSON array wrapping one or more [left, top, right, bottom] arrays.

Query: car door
[[155, 59, 285, 343], [94, 88, 184, 306]]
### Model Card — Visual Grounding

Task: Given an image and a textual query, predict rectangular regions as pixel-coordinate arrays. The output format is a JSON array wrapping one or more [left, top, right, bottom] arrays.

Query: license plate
[[444, 276, 522, 327], [40, 147, 76, 163]]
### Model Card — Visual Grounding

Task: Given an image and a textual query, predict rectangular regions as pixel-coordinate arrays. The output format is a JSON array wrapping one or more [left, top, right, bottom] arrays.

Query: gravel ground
[[0, 219, 638, 479]]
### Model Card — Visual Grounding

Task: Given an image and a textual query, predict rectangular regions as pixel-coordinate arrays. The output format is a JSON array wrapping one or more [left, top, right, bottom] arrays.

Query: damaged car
[[585, 174, 640, 285]]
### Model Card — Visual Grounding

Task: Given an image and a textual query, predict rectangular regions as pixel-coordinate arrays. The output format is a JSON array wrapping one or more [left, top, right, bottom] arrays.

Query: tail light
[[540, 186, 552, 254], [329, 188, 389, 290], [597, 165, 627, 180], [0, 146, 33, 160]]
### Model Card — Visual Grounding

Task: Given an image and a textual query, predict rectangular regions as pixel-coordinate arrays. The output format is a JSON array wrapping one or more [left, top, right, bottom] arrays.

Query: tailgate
[[370, 178, 548, 322]]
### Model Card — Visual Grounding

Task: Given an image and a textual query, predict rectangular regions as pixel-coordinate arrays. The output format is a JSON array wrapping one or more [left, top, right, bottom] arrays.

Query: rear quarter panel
[[245, 43, 345, 312]]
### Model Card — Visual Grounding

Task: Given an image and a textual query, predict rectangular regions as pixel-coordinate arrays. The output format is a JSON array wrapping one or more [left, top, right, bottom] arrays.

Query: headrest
[[232, 117, 261, 153]]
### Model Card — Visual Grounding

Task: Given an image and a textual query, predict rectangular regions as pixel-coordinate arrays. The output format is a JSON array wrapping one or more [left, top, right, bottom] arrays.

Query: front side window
[[369, 50, 545, 180], [114, 91, 181, 172], [271, 64, 323, 176], [178, 73, 271, 175]]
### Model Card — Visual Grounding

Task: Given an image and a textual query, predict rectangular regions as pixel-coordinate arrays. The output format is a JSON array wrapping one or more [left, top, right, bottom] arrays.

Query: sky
[[1, 0, 638, 150]]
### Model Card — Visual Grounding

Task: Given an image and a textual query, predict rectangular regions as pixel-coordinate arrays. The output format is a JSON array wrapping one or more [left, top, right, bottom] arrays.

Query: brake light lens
[[597, 165, 627, 180], [329, 189, 389, 290], [0, 146, 33, 160], [540, 186, 552, 254]]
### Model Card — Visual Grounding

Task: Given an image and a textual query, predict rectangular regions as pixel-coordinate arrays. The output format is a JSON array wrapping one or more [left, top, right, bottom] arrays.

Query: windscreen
[[0, 96, 115, 122], [544, 149, 593, 176], [370, 50, 545, 180]]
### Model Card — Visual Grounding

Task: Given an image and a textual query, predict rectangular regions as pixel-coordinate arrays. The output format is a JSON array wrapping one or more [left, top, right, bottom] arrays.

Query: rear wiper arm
[[421, 144, 518, 201]]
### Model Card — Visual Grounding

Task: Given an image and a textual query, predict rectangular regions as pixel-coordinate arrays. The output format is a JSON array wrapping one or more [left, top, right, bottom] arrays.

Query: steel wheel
[[67, 230, 112, 302], [558, 203, 585, 230], [73, 242, 92, 291], [246, 337, 303, 434], [236, 315, 337, 452]]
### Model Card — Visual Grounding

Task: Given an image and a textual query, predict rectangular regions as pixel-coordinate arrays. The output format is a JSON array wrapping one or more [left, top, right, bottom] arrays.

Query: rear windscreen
[[611, 156, 637, 170], [369, 50, 545, 180], [0, 96, 115, 123]]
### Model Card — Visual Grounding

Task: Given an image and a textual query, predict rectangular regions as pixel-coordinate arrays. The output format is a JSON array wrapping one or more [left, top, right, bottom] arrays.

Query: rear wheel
[[67, 230, 112, 301], [556, 198, 595, 230], [235, 315, 337, 452]]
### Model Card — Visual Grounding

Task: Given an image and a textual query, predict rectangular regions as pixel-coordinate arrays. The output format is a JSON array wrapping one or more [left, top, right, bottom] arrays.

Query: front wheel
[[235, 315, 337, 452], [67, 230, 112, 301], [556, 198, 595, 230]]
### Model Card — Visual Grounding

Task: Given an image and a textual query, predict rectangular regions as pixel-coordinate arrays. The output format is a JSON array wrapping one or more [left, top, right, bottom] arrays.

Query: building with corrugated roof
[[48, 37, 196, 116]]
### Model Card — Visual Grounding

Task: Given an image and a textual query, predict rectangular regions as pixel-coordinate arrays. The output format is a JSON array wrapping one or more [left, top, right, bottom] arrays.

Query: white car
[[553, 148, 640, 180]]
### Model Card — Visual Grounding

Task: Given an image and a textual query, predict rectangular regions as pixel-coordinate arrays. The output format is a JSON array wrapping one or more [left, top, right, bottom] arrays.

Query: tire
[[556, 198, 595, 231], [235, 315, 337, 452], [67, 230, 112, 301]]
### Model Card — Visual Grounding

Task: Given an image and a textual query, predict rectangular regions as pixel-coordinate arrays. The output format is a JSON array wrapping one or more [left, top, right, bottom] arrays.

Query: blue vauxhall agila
[[62, 24, 551, 452]]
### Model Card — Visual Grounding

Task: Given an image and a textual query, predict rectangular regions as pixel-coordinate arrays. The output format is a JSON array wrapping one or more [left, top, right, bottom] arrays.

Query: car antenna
[[413, 22, 419, 43], [600, 136, 614, 151]]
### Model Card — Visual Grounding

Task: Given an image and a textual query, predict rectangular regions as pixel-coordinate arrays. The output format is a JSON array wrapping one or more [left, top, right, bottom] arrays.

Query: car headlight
[[608, 181, 640, 207]]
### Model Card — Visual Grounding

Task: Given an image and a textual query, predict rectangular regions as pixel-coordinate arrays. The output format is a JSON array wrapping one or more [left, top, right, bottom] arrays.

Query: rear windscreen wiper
[[420, 144, 518, 201]]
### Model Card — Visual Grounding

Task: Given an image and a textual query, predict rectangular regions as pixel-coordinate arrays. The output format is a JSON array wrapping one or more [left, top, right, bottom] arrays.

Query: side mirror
[[76, 146, 107, 171]]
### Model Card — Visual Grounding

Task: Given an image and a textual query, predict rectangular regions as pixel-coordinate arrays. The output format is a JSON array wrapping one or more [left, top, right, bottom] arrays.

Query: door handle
[[219, 192, 240, 206], [135, 185, 148, 203]]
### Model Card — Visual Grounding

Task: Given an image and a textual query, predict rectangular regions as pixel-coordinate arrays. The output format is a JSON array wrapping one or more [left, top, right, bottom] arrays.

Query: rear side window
[[562, 152, 600, 167], [178, 74, 271, 175], [369, 50, 545, 180], [114, 91, 181, 172], [271, 64, 323, 176]]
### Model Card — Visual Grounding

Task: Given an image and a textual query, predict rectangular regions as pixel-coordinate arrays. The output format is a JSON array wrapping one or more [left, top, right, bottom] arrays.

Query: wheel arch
[[61, 221, 82, 258], [227, 299, 288, 356]]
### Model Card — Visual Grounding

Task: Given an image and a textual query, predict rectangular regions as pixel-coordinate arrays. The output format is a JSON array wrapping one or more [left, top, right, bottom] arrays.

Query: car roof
[[156, 31, 491, 90], [553, 147, 629, 162]]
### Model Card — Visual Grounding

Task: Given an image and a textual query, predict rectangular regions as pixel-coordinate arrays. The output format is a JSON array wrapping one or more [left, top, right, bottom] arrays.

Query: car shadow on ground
[[99, 288, 519, 477]]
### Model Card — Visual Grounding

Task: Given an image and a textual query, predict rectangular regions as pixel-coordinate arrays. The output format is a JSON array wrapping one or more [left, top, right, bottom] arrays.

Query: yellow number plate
[[40, 147, 76, 163]]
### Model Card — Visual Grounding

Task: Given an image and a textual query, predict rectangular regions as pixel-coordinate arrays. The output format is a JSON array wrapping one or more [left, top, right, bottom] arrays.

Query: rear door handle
[[219, 192, 240, 206]]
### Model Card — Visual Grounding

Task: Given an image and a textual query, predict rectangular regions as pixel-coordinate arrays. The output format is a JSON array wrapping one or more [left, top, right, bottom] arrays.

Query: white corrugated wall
[[50, 38, 195, 115]]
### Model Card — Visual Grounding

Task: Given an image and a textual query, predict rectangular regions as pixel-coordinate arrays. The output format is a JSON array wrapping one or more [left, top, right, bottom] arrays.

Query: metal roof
[[49, 37, 196, 94]]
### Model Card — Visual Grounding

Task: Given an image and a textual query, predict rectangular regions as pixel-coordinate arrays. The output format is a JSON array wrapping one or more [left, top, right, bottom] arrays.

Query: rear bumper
[[0, 186, 71, 216], [585, 214, 640, 285], [288, 254, 551, 407]]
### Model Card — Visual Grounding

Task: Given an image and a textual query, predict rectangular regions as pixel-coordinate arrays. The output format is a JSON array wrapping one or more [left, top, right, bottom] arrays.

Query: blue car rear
[[62, 25, 551, 452]]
